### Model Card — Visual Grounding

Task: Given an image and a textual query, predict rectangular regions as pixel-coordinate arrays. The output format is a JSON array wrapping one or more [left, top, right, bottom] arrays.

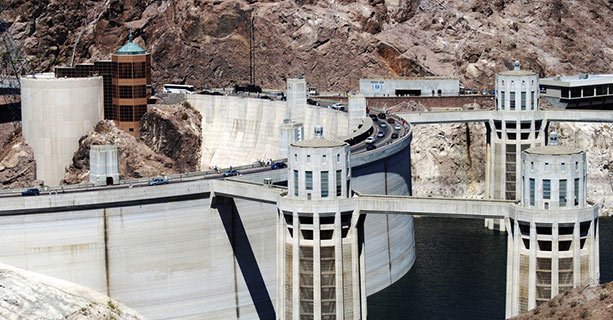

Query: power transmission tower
[[0, 18, 31, 122]]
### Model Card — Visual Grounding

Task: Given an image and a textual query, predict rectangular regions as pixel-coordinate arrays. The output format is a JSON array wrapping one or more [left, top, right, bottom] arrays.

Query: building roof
[[498, 70, 537, 76], [539, 74, 613, 87], [292, 138, 347, 148], [524, 145, 583, 155], [115, 33, 146, 55]]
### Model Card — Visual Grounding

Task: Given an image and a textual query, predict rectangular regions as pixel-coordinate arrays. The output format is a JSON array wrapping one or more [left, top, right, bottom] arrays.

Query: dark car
[[21, 188, 40, 196], [377, 112, 386, 120], [307, 98, 319, 106], [386, 118, 395, 124], [223, 170, 241, 177], [271, 162, 287, 170], [369, 114, 378, 121], [366, 144, 377, 151], [148, 177, 169, 186], [391, 132, 399, 139]]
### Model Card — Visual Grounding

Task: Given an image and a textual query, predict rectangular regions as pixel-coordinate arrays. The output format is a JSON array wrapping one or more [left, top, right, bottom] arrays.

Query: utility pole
[[249, 13, 255, 86]]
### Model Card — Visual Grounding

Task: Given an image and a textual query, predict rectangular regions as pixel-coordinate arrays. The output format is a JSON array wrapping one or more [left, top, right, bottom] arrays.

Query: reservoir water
[[368, 217, 613, 319]]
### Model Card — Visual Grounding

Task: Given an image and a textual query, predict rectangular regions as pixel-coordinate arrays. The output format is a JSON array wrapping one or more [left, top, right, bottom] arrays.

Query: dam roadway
[[0, 94, 417, 319]]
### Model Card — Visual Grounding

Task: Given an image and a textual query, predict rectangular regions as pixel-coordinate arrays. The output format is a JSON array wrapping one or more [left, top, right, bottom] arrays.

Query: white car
[[394, 124, 402, 131], [380, 123, 387, 128], [365, 137, 375, 144]]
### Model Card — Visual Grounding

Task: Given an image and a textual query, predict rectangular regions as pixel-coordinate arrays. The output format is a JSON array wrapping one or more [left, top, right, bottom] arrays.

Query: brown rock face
[[62, 120, 178, 184], [7, 0, 610, 92], [0, 122, 36, 189], [139, 102, 202, 173], [512, 282, 613, 320]]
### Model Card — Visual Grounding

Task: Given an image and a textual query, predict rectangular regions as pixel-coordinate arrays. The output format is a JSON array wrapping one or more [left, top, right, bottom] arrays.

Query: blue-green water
[[367, 217, 613, 319]]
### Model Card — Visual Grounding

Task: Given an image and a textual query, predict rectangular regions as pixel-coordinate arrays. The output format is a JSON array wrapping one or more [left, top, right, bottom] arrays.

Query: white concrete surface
[[187, 95, 349, 169], [21, 74, 103, 186]]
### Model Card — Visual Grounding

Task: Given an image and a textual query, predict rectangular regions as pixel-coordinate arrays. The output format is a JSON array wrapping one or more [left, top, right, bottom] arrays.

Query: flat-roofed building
[[539, 74, 613, 110], [359, 77, 459, 97]]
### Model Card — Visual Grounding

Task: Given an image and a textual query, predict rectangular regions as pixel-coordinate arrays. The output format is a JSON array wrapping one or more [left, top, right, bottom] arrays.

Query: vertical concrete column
[[276, 210, 285, 317], [505, 218, 516, 318], [528, 221, 537, 310], [313, 213, 321, 320], [551, 223, 559, 297], [334, 210, 343, 319], [292, 211, 300, 320], [348, 94, 366, 134], [573, 220, 581, 287]]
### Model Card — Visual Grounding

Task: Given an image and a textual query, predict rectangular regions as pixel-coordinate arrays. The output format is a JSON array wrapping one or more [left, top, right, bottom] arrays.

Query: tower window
[[294, 170, 299, 196], [574, 178, 580, 206], [336, 170, 342, 196], [530, 178, 535, 206], [543, 179, 551, 199], [321, 171, 329, 197], [559, 179, 567, 207], [521, 91, 526, 110], [305, 171, 313, 190]]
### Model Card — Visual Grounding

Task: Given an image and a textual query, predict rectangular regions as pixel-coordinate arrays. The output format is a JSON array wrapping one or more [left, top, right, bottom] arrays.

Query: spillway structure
[[505, 137, 600, 317]]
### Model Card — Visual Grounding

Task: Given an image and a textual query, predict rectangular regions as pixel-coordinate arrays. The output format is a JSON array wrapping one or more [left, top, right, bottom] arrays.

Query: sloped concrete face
[[0, 138, 415, 320], [187, 94, 349, 169]]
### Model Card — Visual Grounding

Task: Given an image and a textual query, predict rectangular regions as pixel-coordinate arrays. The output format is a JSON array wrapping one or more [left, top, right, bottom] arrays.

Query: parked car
[[377, 112, 386, 120], [271, 162, 287, 170], [366, 144, 377, 151], [148, 176, 169, 186], [369, 114, 378, 121], [377, 131, 385, 138], [223, 170, 241, 177], [21, 188, 40, 196], [386, 118, 395, 124], [394, 124, 402, 131], [380, 123, 387, 128], [365, 137, 375, 144], [391, 132, 399, 139]]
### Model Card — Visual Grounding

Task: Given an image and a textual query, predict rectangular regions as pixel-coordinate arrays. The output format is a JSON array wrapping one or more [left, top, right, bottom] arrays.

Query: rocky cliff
[[0, 122, 36, 189], [1, 0, 611, 91], [512, 282, 613, 320], [63, 102, 201, 184], [0, 262, 146, 320]]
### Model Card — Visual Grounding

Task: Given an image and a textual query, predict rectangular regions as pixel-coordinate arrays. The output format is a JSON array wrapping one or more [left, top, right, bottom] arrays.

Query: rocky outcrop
[[62, 120, 177, 184], [139, 102, 202, 173], [550, 122, 613, 216], [0, 262, 146, 320], [411, 122, 486, 198], [512, 282, 613, 320], [0, 122, 36, 189], [2, 1, 611, 92]]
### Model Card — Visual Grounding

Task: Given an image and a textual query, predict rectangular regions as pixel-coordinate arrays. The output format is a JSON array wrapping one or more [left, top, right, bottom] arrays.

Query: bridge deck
[[398, 110, 613, 124]]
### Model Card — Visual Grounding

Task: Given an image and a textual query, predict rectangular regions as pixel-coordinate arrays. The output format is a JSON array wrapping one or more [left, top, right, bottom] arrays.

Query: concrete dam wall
[[187, 94, 349, 169], [0, 96, 415, 319]]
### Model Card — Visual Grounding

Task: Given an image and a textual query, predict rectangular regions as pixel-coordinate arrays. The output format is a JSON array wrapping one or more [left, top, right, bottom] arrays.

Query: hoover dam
[[0, 92, 417, 319]]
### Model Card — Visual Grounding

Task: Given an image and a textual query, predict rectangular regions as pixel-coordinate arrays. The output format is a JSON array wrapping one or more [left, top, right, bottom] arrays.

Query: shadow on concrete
[[213, 196, 276, 319]]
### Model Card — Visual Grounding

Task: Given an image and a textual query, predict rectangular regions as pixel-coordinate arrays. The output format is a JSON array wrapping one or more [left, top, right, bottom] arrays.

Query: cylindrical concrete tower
[[89, 144, 120, 186], [276, 127, 365, 319], [21, 73, 103, 186], [505, 145, 599, 317], [486, 61, 547, 230]]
